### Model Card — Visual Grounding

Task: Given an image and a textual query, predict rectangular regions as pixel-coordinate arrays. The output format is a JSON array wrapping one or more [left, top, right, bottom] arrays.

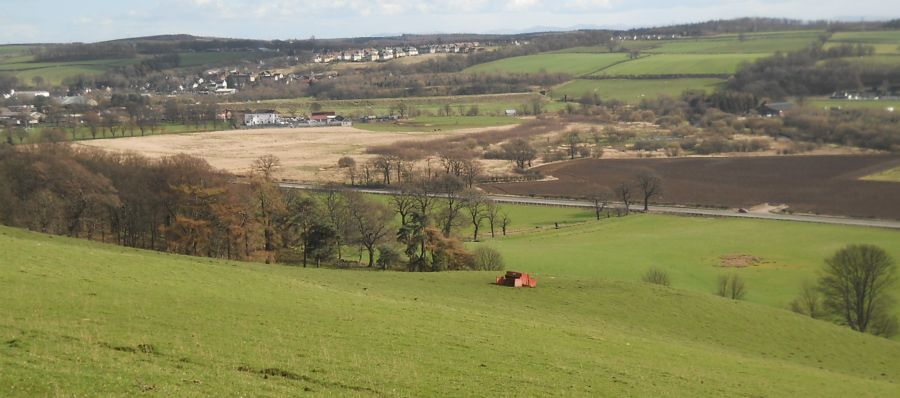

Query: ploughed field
[[481, 155, 900, 219]]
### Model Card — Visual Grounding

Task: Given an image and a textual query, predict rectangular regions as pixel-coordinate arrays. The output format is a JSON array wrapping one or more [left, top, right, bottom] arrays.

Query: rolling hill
[[1, 223, 899, 396]]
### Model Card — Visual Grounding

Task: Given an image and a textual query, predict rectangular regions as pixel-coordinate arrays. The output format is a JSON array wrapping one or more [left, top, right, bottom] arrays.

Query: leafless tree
[[789, 281, 823, 319], [500, 212, 511, 236], [615, 182, 633, 215], [820, 244, 897, 336], [463, 190, 489, 241], [252, 154, 281, 181], [636, 171, 663, 212], [436, 174, 465, 237], [485, 202, 501, 238], [588, 187, 611, 220], [345, 192, 393, 267]]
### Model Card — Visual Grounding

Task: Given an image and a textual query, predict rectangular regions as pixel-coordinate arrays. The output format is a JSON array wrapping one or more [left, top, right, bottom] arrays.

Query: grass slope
[[1, 225, 899, 396], [465, 53, 630, 76], [552, 78, 724, 102], [481, 214, 900, 318], [593, 53, 766, 76]]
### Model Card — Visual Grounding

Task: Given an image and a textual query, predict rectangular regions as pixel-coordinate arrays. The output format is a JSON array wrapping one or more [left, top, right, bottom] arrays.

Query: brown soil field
[[481, 155, 900, 219], [77, 125, 516, 182]]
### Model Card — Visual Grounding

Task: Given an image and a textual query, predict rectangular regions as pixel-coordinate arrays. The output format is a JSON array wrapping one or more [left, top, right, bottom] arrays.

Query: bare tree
[[636, 171, 662, 212], [789, 281, 823, 319], [820, 244, 897, 336], [565, 131, 581, 159], [588, 187, 611, 220], [461, 159, 483, 189], [615, 182, 633, 215], [252, 154, 281, 181], [391, 185, 416, 227], [485, 202, 501, 238], [345, 192, 393, 267], [337, 156, 356, 185], [463, 190, 489, 241], [436, 173, 464, 237], [501, 138, 536, 169], [500, 212, 511, 236]]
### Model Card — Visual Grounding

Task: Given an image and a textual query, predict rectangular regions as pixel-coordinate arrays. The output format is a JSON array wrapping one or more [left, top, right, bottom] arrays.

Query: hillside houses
[[312, 42, 483, 64]]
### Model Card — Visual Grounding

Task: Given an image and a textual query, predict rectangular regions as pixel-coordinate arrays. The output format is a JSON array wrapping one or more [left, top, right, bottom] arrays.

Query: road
[[278, 182, 900, 230]]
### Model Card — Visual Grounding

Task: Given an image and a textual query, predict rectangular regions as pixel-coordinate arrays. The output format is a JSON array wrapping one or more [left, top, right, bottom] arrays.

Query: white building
[[244, 111, 280, 126]]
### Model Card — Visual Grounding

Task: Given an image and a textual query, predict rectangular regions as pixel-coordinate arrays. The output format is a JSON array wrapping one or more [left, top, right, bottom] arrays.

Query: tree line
[[0, 144, 511, 271]]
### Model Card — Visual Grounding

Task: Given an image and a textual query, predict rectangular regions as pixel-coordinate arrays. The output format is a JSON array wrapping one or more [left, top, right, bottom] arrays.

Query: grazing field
[[643, 31, 822, 54], [481, 155, 900, 219], [862, 166, 900, 182], [3, 224, 900, 396], [592, 53, 766, 76], [76, 124, 517, 181], [0, 45, 31, 56], [465, 53, 630, 76], [552, 78, 724, 102], [805, 98, 900, 110], [826, 31, 900, 54], [0, 56, 138, 85], [479, 214, 900, 318]]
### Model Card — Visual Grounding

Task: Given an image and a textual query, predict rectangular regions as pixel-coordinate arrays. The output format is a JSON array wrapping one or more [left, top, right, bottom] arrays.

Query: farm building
[[244, 110, 280, 126]]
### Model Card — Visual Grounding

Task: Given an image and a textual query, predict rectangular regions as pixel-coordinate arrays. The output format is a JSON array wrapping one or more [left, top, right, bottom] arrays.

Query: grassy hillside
[[1, 224, 899, 396], [552, 78, 724, 103], [827, 31, 900, 54], [0, 56, 138, 86], [465, 53, 630, 76], [480, 214, 900, 317], [592, 53, 766, 76], [643, 31, 822, 54]]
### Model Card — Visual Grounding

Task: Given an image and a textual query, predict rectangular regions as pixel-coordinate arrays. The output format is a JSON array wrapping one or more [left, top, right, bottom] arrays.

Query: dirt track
[[78, 125, 514, 182], [480, 155, 900, 220]]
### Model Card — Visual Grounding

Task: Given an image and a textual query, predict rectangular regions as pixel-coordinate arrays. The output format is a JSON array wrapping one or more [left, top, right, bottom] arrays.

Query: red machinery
[[495, 271, 537, 288]]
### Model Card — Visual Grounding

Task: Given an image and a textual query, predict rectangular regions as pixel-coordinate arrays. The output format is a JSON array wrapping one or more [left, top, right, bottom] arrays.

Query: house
[[407, 46, 419, 56], [11, 90, 50, 99], [505, 109, 517, 117], [757, 102, 793, 117], [244, 110, 280, 126], [59, 96, 99, 107]]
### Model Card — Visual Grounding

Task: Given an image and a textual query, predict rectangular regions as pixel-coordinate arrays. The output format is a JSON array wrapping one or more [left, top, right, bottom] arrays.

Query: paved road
[[278, 182, 900, 230]]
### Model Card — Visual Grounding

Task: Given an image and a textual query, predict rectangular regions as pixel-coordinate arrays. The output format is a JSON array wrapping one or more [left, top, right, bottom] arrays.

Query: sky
[[0, 0, 896, 44]]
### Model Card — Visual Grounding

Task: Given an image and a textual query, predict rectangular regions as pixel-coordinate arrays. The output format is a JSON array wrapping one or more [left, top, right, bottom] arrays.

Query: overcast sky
[[1, 0, 896, 44]]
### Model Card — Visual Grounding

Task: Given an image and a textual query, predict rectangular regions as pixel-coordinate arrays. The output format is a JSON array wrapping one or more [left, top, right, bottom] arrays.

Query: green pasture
[[861, 166, 900, 182], [2, 221, 899, 396], [482, 213, 900, 318], [0, 56, 138, 86], [593, 53, 766, 76], [465, 53, 630, 76], [552, 78, 725, 103], [643, 31, 821, 54]]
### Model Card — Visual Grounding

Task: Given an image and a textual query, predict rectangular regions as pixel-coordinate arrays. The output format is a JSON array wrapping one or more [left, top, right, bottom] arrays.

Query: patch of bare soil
[[720, 254, 763, 268]]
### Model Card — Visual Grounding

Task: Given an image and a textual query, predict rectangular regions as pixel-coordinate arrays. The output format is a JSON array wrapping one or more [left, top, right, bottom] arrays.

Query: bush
[[642, 268, 671, 287], [716, 274, 747, 300], [375, 245, 402, 270], [472, 246, 505, 271]]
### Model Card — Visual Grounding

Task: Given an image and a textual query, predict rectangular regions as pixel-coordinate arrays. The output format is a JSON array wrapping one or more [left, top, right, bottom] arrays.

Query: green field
[[0, 56, 138, 86], [862, 166, 900, 182], [3, 219, 900, 396], [827, 31, 900, 55], [353, 115, 522, 132], [593, 53, 766, 76], [643, 31, 822, 54], [0, 45, 32, 57], [805, 98, 900, 111], [481, 214, 900, 316], [552, 78, 725, 102], [465, 53, 630, 76]]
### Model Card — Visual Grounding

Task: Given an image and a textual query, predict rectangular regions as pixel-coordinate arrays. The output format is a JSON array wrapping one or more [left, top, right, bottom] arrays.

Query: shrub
[[716, 274, 747, 300], [376, 245, 402, 270], [472, 246, 505, 271], [642, 268, 671, 287]]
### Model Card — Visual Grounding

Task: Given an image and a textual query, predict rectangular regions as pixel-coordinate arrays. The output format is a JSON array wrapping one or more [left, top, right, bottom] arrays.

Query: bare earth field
[[77, 125, 515, 182], [481, 155, 900, 220]]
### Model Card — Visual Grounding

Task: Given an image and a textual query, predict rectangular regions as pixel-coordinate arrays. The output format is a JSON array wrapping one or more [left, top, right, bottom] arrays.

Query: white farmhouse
[[244, 110, 280, 126]]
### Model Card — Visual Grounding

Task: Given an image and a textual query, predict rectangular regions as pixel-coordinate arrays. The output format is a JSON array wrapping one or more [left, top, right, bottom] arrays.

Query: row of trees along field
[[0, 144, 509, 271]]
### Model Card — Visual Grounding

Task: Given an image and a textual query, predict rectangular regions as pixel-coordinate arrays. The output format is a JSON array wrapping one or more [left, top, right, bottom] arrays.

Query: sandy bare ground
[[77, 125, 516, 182]]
